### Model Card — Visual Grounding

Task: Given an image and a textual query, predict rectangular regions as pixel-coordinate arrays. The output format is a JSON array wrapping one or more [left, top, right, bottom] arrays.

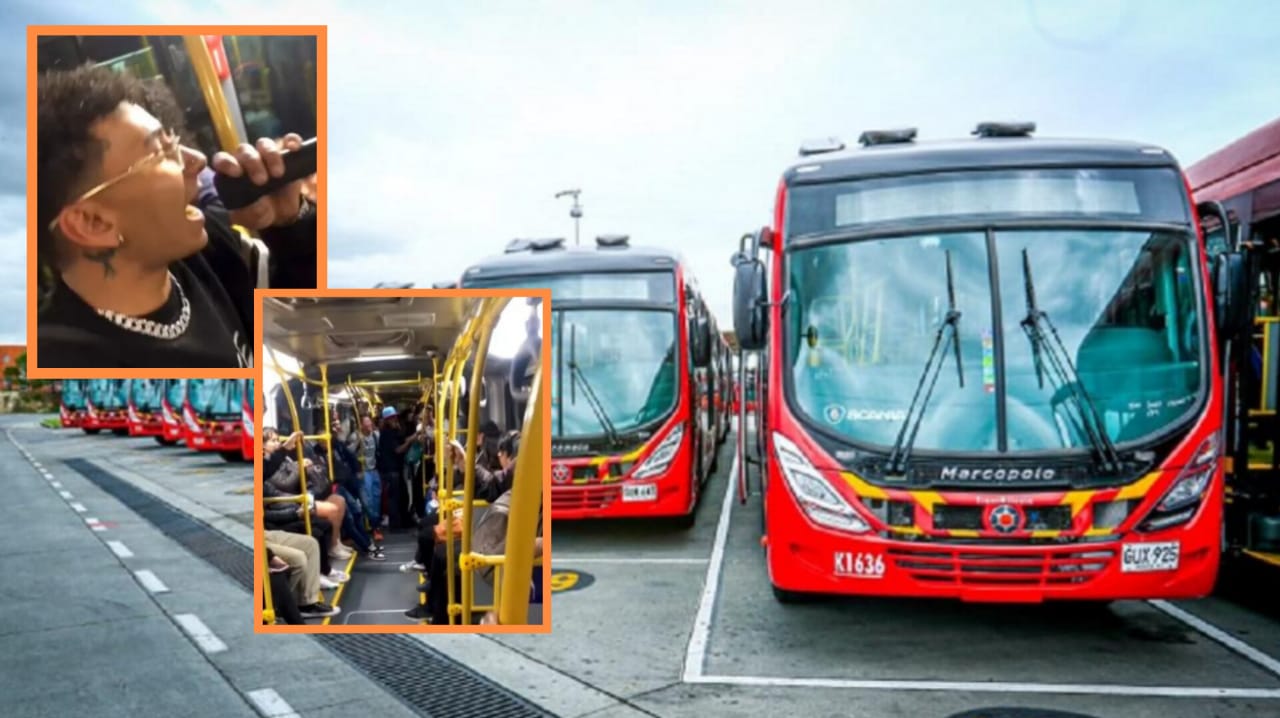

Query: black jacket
[[37, 201, 315, 368]]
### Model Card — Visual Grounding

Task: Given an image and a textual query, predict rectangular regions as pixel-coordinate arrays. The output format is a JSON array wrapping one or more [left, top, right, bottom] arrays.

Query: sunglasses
[[47, 128, 183, 232]]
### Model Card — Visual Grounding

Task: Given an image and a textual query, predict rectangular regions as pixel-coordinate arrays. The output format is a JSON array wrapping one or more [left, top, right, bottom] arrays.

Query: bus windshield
[[130, 380, 163, 410], [91, 380, 126, 409], [62, 381, 86, 408], [552, 309, 679, 438], [787, 227, 1205, 453], [193, 380, 241, 418], [165, 380, 186, 409]]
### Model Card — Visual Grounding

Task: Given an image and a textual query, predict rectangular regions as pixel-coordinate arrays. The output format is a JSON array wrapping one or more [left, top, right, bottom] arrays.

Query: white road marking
[[85, 518, 107, 532], [551, 557, 707, 565], [107, 540, 134, 558], [134, 569, 170, 594], [174, 613, 227, 654], [682, 450, 738, 681], [686, 674, 1280, 698], [1150, 599, 1280, 679], [70, 502, 87, 513], [51, 481, 63, 488], [246, 688, 299, 718], [59, 490, 72, 499]]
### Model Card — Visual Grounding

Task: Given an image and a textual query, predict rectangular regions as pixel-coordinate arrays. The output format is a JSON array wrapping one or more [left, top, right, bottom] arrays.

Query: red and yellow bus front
[[549, 305, 703, 520], [552, 415, 696, 519], [241, 380, 255, 461], [757, 157, 1222, 602], [126, 381, 165, 437], [60, 380, 87, 428]]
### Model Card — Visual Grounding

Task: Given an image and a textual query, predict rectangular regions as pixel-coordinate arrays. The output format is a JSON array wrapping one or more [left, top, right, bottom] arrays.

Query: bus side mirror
[[732, 228, 770, 351], [1212, 251, 1250, 339], [692, 316, 712, 367]]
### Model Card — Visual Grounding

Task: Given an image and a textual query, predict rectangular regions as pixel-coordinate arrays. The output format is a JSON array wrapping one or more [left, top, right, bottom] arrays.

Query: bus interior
[[261, 294, 546, 626]]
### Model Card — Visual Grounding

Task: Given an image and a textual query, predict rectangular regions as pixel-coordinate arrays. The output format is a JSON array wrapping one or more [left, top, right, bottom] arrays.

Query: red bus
[[732, 123, 1247, 603], [83, 380, 129, 435], [241, 379, 255, 461], [183, 379, 246, 461], [158, 379, 186, 445], [461, 235, 718, 524], [59, 379, 88, 428], [126, 380, 166, 437], [1188, 116, 1280, 573]]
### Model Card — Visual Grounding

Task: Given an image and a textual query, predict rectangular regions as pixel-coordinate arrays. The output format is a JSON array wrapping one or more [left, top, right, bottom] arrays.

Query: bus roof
[[1186, 117, 1280, 217], [462, 243, 683, 282], [782, 135, 1180, 186], [262, 295, 476, 375]]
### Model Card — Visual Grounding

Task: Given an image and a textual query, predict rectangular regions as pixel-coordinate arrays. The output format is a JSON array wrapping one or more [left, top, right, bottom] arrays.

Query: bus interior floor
[[308, 526, 546, 627]]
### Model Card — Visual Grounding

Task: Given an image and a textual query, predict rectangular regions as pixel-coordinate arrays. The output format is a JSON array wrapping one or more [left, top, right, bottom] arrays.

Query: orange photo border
[[26, 24, 328, 380], [252, 287, 554, 634]]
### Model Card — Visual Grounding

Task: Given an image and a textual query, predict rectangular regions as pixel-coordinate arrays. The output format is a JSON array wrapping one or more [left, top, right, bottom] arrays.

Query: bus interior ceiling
[[261, 295, 540, 625]]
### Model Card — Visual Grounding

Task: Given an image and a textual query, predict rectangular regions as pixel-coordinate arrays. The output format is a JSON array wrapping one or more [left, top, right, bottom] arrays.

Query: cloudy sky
[[5, 0, 1279, 344]]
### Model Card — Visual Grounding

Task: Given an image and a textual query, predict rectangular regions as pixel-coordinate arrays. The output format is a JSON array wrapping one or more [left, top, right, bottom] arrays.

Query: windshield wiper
[[567, 324, 622, 446], [1019, 249, 1121, 474], [886, 250, 964, 477]]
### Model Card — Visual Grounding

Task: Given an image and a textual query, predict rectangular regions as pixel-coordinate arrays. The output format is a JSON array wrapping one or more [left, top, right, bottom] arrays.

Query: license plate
[[1121, 541, 1180, 573], [622, 484, 657, 502]]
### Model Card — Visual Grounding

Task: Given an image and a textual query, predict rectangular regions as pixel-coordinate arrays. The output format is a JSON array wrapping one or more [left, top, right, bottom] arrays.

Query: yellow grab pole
[[321, 363, 335, 487], [182, 35, 240, 152], [262, 551, 276, 624], [498, 363, 543, 626], [460, 298, 507, 624]]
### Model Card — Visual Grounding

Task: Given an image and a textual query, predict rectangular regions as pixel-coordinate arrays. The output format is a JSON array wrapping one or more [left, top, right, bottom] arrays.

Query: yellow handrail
[[265, 346, 311, 539], [183, 35, 240, 152]]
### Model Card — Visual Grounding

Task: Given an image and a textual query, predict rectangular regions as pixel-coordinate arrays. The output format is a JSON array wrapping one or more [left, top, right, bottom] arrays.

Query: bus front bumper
[[766, 488, 1220, 603]]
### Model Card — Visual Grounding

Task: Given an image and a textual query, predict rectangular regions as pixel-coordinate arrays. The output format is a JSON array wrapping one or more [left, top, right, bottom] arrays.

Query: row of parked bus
[[58, 379, 255, 462], [441, 118, 1279, 606]]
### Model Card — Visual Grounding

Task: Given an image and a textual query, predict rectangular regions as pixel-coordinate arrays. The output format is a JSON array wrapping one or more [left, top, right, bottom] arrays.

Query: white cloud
[[6, 0, 1280, 341]]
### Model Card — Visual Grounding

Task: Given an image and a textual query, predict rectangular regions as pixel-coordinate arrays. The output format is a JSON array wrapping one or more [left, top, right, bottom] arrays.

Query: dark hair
[[37, 64, 186, 279], [480, 420, 502, 440], [497, 429, 520, 459], [263, 427, 279, 441]]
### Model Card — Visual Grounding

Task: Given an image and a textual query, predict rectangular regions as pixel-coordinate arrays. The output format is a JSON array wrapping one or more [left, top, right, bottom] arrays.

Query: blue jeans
[[335, 485, 371, 552], [362, 469, 381, 528]]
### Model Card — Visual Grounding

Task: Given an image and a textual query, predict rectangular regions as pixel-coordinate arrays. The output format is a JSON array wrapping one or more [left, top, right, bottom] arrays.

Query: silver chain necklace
[[96, 272, 191, 340]]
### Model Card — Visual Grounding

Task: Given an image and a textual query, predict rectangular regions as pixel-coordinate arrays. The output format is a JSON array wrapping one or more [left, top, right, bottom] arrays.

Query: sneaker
[[319, 575, 339, 590], [398, 561, 426, 573], [380, 516, 390, 528], [330, 545, 354, 560], [366, 547, 387, 562], [299, 602, 341, 618], [327, 569, 350, 583], [404, 604, 431, 620]]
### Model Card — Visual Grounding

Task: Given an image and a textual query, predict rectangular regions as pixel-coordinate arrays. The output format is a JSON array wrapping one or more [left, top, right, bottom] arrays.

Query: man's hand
[[212, 133, 307, 229], [302, 458, 314, 470], [269, 556, 290, 573]]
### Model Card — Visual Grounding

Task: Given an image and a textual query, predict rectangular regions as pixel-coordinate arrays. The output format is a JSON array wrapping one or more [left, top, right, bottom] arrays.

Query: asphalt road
[[5, 414, 1280, 718]]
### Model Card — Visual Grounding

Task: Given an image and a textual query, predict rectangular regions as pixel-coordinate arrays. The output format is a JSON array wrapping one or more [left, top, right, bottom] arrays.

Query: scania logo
[[939, 465, 1057, 482], [987, 504, 1023, 534], [552, 463, 571, 484]]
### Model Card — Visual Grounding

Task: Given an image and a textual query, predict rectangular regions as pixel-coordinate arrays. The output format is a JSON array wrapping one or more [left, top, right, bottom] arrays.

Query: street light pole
[[554, 189, 582, 245]]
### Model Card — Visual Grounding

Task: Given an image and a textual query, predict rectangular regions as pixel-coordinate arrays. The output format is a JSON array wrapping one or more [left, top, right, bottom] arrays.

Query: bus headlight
[[1140, 434, 1218, 531], [773, 432, 869, 533], [632, 424, 684, 480]]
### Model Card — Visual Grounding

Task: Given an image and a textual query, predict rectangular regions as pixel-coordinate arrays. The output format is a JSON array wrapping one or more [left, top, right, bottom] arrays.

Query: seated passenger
[[470, 432, 543, 625], [261, 427, 354, 563], [35, 64, 318, 369], [265, 530, 339, 619]]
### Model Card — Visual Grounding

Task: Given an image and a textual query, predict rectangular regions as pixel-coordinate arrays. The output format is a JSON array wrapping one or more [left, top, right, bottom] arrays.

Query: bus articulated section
[[732, 123, 1239, 603], [461, 236, 723, 524]]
